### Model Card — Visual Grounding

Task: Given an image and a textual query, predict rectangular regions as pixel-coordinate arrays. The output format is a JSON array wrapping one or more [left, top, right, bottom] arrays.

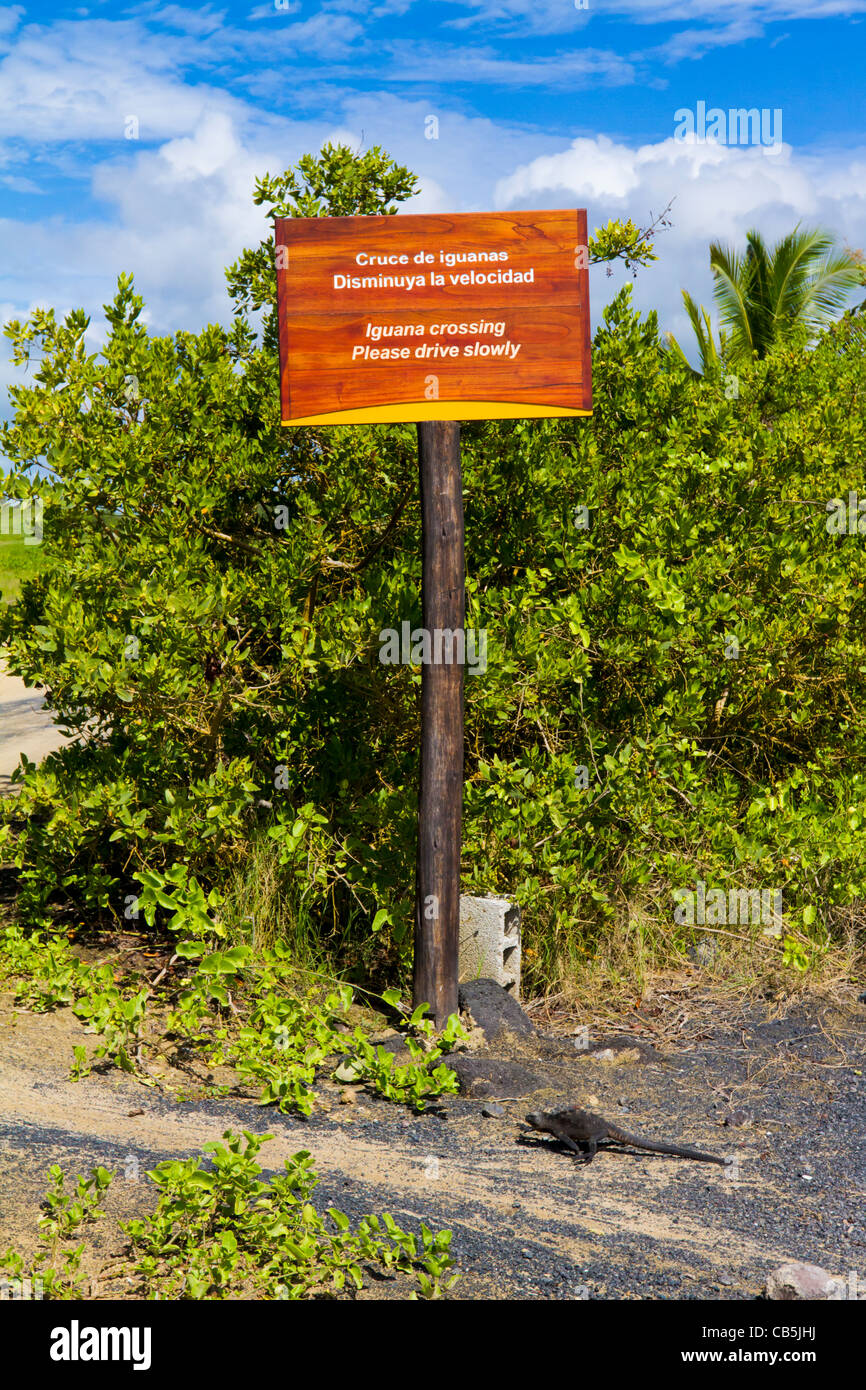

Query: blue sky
[[0, 0, 864, 402]]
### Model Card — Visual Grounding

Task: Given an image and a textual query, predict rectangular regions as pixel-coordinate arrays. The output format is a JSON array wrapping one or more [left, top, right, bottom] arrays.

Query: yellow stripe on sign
[[282, 401, 593, 425]]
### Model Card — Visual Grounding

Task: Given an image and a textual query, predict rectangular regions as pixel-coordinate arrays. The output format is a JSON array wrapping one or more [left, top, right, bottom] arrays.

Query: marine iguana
[[524, 1106, 727, 1165]]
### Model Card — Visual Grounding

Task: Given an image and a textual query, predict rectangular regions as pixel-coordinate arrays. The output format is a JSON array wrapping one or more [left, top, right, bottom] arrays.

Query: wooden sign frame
[[275, 209, 591, 425]]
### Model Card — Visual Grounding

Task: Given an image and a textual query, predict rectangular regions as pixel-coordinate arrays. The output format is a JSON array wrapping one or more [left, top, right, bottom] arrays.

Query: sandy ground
[[0, 651, 863, 1300], [1, 981, 864, 1300], [0, 655, 73, 794]]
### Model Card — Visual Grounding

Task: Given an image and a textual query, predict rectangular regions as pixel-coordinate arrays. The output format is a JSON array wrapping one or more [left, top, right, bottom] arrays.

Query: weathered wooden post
[[414, 420, 464, 1023], [275, 206, 591, 1030]]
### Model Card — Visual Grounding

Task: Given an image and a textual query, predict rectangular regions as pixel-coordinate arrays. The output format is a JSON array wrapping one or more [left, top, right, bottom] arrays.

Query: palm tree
[[667, 225, 865, 371], [664, 289, 727, 378]]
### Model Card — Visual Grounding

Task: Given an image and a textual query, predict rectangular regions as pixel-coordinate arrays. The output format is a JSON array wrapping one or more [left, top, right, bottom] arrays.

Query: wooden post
[[413, 420, 464, 1025]]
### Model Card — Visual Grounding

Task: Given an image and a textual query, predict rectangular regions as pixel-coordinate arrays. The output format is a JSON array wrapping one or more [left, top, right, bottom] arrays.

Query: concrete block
[[459, 894, 521, 996]]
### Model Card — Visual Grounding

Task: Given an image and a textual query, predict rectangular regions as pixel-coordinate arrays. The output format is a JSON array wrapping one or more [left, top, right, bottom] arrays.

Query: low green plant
[[39, 1163, 113, 1241], [73, 986, 150, 1075], [123, 1129, 458, 1299], [0, 918, 463, 1114], [0, 921, 91, 1009], [223, 984, 353, 1115], [0, 1139, 458, 1300], [0, 1162, 113, 1300], [336, 1002, 465, 1110], [782, 935, 811, 972], [215, 984, 464, 1115]]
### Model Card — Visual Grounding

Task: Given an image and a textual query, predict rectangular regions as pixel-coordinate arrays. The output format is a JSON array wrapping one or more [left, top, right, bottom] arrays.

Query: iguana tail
[[606, 1125, 726, 1164]]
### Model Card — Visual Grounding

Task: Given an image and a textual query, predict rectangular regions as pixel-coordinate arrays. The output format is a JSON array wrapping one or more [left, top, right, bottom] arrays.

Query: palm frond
[[664, 292, 724, 378], [679, 224, 861, 367], [768, 225, 830, 327], [797, 252, 865, 332], [663, 331, 699, 376], [744, 230, 776, 353], [709, 241, 755, 357]]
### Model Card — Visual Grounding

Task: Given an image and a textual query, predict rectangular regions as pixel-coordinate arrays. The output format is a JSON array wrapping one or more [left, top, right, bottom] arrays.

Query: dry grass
[[523, 892, 865, 1047]]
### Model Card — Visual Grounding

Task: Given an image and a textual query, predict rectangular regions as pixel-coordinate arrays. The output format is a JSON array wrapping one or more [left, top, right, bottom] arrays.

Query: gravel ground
[[1, 984, 864, 1301]]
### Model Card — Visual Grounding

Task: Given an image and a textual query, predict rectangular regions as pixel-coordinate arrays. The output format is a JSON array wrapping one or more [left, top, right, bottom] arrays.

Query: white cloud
[[246, 1, 303, 17], [144, 4, 228, 35], [3, 103, 864, 377], [644, 20, 764, 63], [320, 91, 571, 210], [243, 8, 364, 55], [438, 0, 589, 35], [0, 17, 246, 144], [496, 132, 866, 353], [495, 134, 823, 241], [610, 0, 866, 19], [0, 5, 23, 42], [434, 0, 866, 56], [376, 39, 635, 87], [0, 9, 369, 158], [0, 173, 42, 192], [439, 0, 866, 28], [271, 12, 363, 55]]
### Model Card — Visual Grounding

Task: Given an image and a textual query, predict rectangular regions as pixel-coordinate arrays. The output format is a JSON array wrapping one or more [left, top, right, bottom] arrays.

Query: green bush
[[2, 144, 865, 991]]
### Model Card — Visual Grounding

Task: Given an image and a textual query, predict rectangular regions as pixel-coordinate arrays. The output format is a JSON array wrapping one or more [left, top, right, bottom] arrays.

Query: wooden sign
[[275, 209, 591, 425]]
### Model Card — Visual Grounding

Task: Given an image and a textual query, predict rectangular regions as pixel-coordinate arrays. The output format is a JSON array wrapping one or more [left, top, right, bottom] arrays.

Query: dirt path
[[0, 655, 72, 794], [1, 987, 864, 1299]]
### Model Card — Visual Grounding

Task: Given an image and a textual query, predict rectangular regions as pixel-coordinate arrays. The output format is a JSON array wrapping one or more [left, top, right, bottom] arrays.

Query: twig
[[689, 924, 779, 946], [145, 953, 179, 995]]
